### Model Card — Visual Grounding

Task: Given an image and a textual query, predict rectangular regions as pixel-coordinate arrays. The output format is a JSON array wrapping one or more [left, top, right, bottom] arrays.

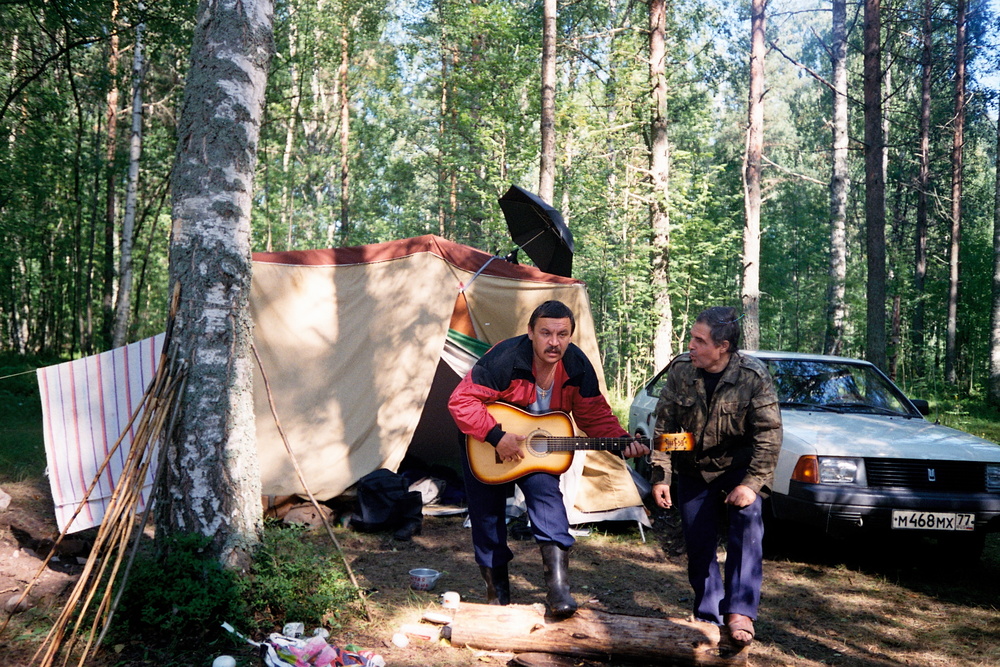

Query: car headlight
[[987, 464, 1000, 492], [818, 457, 861, 484]]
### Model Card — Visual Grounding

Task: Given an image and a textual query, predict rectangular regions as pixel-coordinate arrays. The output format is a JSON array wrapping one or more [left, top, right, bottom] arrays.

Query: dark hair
[[695, 306, 741, 353], [529, 300, 576, 333]]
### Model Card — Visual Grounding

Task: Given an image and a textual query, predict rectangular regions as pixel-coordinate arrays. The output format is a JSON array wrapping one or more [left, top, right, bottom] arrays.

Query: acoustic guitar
[[466, 402, 694, 484]]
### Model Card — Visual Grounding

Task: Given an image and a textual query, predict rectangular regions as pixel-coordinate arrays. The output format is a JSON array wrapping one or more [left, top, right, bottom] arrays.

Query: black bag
[[349, 468, 423, 533]]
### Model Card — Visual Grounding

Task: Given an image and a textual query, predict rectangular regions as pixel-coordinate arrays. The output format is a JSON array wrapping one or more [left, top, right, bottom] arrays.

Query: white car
[[628, 351, 1000, 560]]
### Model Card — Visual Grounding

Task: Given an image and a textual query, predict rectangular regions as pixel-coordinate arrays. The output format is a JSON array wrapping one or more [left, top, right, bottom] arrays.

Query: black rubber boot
[[479, 564, 511, 605], [392, 519, 422, 540], [539, 543, 577, 618]]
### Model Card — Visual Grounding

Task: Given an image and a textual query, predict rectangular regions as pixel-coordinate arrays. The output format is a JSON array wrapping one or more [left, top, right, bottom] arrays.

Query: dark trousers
[[675, 468, 764, 625], [461, 450, 574, 568]]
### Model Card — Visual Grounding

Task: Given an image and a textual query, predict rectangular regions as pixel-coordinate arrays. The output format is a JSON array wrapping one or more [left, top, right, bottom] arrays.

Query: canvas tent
[[251, 235, 647, 524], [37, 235, 648, 533]]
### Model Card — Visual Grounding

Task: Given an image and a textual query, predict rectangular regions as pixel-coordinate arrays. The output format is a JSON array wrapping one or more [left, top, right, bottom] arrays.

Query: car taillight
[[791, 456, 819, 483]]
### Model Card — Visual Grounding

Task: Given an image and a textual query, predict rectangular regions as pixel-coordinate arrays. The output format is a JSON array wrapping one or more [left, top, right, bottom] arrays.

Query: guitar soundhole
[[526, 431, 551, 457]]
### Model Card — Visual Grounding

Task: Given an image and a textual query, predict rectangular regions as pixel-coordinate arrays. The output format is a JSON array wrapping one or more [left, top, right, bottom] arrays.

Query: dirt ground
[[2, 478, 999, 667]]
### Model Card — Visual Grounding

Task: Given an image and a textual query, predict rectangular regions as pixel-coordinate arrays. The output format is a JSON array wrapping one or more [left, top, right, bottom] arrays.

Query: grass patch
[[930, 399, 1000, 443], [0, 353, 51, 483]]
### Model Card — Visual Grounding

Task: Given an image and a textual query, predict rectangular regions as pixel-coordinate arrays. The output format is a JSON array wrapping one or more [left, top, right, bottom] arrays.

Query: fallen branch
[[445, 603, 748, 666]]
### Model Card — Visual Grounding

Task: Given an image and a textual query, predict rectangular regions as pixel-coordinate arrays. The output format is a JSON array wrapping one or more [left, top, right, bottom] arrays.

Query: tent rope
[[250, 342, 373, 622]]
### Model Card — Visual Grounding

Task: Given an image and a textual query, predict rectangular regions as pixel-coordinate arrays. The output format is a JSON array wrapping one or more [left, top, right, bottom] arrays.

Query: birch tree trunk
[[538, 0, 556, 203], [649, 0, 673, 369], [741, 0, 765, 351], [112, 6, 145, 348], [161, 0, 274, 569], [277, 21, 300, 252], [338, 22, 351, 244], [913, 0, 933, 373], [863, 0, 887, 370], [825, 0, 848, 356], [989, 111, 1000, 405], [945, 0, 967, 384]]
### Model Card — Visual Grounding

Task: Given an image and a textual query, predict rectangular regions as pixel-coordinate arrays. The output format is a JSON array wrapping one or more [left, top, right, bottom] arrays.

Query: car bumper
[[771, 481, 1000, 533]]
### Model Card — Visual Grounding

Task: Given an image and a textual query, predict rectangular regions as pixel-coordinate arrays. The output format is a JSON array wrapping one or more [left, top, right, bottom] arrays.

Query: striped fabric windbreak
[[36, 334, 165, 533]]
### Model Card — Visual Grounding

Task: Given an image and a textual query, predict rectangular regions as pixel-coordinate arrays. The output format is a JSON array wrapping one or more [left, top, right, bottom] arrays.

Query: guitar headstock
[[654, 432, 694, 452]]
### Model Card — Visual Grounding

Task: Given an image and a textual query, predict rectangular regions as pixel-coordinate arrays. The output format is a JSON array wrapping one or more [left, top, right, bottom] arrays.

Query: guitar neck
[[534, 436, 647, 453]]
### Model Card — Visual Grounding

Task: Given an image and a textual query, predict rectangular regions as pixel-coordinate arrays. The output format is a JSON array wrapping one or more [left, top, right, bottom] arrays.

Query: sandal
[[725, 613, 755, 647]]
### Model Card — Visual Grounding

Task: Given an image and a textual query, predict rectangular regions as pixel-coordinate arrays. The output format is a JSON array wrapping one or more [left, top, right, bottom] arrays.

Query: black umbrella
[[498, 184, 575, 277]]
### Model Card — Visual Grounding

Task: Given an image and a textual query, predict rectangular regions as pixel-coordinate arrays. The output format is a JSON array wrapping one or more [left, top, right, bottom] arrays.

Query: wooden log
[[445, 603, 748, 666]]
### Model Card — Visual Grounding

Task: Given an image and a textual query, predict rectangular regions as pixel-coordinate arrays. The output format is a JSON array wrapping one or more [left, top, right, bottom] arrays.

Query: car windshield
[[764, 358, 916, 417]]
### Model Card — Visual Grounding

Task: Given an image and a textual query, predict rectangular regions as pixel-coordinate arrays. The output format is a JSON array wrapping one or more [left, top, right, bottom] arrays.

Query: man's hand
[[652, 483, 672, 509], [725, 484, 757, 508], [495, 433, 526, 462], [622, 439, 650, 458]]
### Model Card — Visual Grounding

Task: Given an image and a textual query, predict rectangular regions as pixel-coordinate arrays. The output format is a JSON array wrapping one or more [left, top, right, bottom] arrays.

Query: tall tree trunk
[[438, 42, 450, 237], [64, 38, 87, 356], [649, 0, 673, 369], [741, 0, 766, 351], [162, 0, 273, 569], [538, 0, 556, 203], [825, 0, 848, 356], [913, 0, 933, 373], [113, 6, 145, 348], [102, 0, 121, 350], [863, 0, 887, 370], [279, 21, 300, 251], [945, 0, 967, 384], [338, 22, 351, 244], [989, 111, 1000, 405]]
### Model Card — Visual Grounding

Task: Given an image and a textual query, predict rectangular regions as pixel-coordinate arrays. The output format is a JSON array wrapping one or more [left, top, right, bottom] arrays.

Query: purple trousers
[[461, 450, 574, 569], [675, 467, 764, 625]]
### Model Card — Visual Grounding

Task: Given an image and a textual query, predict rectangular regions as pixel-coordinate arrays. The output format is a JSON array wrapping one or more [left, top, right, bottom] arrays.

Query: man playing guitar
[[448, 300, 648, 618]]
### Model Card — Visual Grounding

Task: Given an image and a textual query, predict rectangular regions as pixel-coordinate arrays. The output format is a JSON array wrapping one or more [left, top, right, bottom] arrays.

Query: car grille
[[864, 458, 986, 492]]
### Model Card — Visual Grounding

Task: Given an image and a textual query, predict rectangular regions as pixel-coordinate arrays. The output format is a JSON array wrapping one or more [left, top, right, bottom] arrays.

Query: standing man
[[650, 306, 782, 646], [449, 300, 647, 618]]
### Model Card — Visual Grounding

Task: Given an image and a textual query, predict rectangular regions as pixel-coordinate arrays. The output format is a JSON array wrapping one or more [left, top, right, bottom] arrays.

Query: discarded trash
[[391, 632, 409, 648], [400, 623, 441, 641], [421, 611, 453, 625], [221, 621, 385, 667], [408, 567, 442, 590], [282, 621, 305, 638], [212, 657, 237, 667]]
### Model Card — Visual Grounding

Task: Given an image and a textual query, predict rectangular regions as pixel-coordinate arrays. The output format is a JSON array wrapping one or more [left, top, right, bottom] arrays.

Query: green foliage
[[114, 532, 245, 641], [2, 0, 999, 394], [113, 524, 357, 646], [241, 523, 357, 632]]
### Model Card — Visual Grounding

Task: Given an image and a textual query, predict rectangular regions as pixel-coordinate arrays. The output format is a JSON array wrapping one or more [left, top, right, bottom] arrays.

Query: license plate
[[891, 510, 975, 531]]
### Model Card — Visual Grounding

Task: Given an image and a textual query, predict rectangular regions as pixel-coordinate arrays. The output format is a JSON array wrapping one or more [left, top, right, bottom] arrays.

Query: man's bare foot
[[724, 613, 755, 646]]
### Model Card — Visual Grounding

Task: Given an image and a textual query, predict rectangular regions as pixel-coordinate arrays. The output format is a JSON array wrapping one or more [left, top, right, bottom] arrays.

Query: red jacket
[[448, 334, 627, 446]]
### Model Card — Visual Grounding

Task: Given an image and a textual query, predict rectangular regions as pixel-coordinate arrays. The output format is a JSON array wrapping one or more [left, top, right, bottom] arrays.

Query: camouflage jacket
[[650, 351, 782, 494]]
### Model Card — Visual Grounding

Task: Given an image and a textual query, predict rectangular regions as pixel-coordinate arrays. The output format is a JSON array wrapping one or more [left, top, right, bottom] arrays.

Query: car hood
[[781, 409, 1000, 462]]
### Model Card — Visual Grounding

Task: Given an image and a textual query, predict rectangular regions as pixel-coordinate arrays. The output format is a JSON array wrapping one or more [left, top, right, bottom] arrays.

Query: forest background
[[2, 0, 999, 404]]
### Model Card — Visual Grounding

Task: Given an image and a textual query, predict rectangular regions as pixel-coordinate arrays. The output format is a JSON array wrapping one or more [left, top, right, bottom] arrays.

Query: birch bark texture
[[162, 0, 274, 569], [649, 0, 674, 369], [741, 0, 766, 351], [824, 0, 848, 356]]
